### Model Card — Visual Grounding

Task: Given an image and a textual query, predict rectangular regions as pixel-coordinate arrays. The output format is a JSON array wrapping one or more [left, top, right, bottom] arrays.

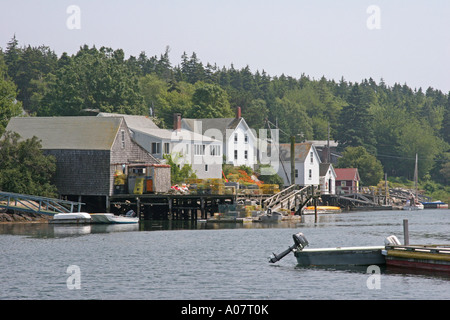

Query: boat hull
[[383, 245, 450, 272], [402, 204, 424, 210], [294, 246, 385, 266], [50, 212, 92, 224], [302, 206, 341, 215], [90, 213, 138, 224]]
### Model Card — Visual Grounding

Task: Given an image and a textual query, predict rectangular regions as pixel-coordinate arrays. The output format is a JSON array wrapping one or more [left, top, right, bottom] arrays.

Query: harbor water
[[0, 209, 449, 300]]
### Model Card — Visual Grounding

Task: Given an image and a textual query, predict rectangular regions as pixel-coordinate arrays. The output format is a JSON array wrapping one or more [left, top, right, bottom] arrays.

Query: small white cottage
[[277, 142, 322, 187]]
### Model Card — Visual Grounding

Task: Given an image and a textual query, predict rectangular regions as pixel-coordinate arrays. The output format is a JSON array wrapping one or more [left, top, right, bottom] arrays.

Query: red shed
[[335, 168, 360, 194]]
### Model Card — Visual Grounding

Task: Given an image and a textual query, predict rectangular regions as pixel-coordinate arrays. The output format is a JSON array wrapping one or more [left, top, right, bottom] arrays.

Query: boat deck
[[383, 244, 450, 272]]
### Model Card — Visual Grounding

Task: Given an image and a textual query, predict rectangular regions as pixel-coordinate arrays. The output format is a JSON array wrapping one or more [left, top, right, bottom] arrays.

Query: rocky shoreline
[[0, 210, 52, 223]]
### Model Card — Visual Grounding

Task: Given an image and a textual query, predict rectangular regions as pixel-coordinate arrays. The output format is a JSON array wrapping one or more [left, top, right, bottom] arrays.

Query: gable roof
[[97, 112, 159, 130], [5, 116, 123, 150], [319, 163, 336, 177], [133, 127, 220, 143], [335, 168, 360, 181], [182, 117, 242, 137], [278, 142, 318, 162]]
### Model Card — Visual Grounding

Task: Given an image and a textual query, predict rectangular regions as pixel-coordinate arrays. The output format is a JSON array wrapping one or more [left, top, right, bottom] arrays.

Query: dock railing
[[0, 191, 84, 215], [263, 185, 316, 213]]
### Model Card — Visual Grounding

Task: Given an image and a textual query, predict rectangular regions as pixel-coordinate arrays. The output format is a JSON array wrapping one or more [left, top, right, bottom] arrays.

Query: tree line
[[0, 36, 449, 191]]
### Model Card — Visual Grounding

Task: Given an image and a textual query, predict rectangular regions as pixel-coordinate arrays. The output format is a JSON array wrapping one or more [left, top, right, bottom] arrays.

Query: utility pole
[[291, 135, 295, 186]]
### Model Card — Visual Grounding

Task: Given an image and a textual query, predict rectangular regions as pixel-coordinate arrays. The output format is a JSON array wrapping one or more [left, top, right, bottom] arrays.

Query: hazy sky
[[1, 0, 449, 93]]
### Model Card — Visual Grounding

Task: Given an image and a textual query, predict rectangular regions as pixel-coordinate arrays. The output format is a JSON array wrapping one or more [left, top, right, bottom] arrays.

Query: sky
[[1, 0, 449, 93]]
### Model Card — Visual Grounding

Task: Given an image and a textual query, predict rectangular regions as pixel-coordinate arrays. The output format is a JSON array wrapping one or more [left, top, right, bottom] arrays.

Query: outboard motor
[[269, 232, 309, 263]]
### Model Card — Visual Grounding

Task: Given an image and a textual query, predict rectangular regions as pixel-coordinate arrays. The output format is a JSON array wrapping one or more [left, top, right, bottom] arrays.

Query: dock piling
[[403, 219, 409, 245]]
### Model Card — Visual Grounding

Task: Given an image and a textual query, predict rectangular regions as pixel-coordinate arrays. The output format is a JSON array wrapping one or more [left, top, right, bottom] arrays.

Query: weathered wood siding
[[45, 149, 110, 196], [109, 120, 161, 195]]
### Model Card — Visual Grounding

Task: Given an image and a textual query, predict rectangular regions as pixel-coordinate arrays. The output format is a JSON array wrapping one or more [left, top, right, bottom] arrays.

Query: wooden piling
[[403, 219, 409, 245]]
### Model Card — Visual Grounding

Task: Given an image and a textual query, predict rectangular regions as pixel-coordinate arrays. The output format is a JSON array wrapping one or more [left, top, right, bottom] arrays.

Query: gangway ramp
[[0, 191, 84, 215], [263, 185, 316, 213]]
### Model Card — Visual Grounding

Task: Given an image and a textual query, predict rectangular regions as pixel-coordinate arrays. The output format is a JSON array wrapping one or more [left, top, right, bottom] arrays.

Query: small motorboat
[[50, 212, 92, 224], [402, 201, 424, 210], [269, 232, 385, 266], [255, 210, 283, 222], [90, 211, 139, 224]]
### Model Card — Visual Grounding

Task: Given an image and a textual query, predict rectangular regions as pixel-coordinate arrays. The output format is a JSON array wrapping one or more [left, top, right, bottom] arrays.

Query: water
[[0, 209, 449, 300]]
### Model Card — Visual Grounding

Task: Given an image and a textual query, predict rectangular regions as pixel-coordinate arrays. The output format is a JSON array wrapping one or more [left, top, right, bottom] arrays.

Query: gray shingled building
[[5, 116, 170, 211]]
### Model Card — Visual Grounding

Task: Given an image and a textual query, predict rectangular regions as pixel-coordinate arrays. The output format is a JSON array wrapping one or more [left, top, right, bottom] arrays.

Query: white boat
[[255, 211, 283, 222], [402, 199, 424, 211], [50, 212, 92, 224], [90, 212, 139, 224]]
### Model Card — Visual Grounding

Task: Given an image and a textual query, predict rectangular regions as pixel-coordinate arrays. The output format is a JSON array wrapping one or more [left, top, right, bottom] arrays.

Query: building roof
[[5, 116, 124, 150], [133, 127, 220, 143], [97, 112, 159, 129], [335, 168, 360, 181], [307, 140, 339, 148], [277, 142, 316, 162], [182, 117, 242, 137], [319, 163, 336, 177]]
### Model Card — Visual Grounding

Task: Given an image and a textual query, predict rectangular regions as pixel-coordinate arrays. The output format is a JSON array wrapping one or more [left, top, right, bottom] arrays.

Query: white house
[[276, 142, 322, 187], [319, 163, 336, 195], [181, 107, 257, 169], [98, 113, 223, 179]]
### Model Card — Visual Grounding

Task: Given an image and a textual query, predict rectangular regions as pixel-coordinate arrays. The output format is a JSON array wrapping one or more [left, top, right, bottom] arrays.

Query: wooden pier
[[108, 193, 236, 220]]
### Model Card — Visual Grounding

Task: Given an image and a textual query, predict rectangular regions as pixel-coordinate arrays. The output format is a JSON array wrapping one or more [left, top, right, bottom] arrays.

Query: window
[[205, 165, 208, 172], [210, 145, 220, 156], [244, 134, 248, 143], [151, 142, 161, 154], [244, 150, 248, 160], [308, 169, 312, 179], [234, 133, 238, 143], [163, 142, 170, 154], [234, 150, 238, 160], [310, 152, 313, 163], [295, 169, 298, 178], [121, 130, 125, 148], [194, 144, 205, 155]]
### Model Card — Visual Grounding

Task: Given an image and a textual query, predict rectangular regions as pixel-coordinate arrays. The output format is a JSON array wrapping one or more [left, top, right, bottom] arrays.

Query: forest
[[0, 36, 449, 201]]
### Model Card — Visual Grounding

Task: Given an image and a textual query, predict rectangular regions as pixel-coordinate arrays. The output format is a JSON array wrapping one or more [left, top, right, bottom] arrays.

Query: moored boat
[[255, 211, 283, 222], [302, 206, 342, 215], [50, 212, 92, 224], [90, 213, 139, 224], [294, 246, 385, 266], [402, 199, 424, 211], [269, 232, 385, 266], [421, 201, 448, 209], [382, 243, 450, 272]]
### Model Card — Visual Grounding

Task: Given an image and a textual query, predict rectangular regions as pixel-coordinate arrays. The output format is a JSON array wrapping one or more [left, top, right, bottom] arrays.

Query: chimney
[[236, 106, 241, 119], [173, 113, 181, 131]]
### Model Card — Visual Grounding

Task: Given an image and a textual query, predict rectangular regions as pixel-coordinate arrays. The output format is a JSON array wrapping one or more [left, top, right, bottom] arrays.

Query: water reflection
[[0, 222, 140, 238]]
